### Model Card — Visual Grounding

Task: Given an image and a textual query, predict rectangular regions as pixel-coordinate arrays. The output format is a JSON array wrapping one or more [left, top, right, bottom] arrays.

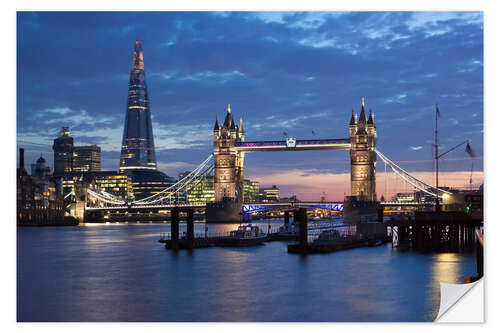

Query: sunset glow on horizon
[[250, 170, 484, 201]]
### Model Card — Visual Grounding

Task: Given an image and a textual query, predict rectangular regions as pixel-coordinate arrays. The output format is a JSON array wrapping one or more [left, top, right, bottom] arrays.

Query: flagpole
[[470, 162, 473, 192], [435, 104, 440, 212]]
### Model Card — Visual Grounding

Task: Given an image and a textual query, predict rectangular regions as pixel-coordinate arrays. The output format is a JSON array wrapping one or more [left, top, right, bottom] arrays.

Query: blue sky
[[17, 11, 483, 199]]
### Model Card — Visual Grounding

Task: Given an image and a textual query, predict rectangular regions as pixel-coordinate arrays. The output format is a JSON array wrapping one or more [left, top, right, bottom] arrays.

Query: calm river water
[[17, 220, 476, 322]]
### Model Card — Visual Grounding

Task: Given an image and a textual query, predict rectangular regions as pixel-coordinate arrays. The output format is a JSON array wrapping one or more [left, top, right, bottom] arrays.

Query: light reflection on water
[[17, 219, 476, 322]]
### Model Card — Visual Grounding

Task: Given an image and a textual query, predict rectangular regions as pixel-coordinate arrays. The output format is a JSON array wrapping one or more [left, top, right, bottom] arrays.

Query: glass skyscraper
[[119, 40, 157, 172], [52, 127, 73, 176], [73, 145, 101, 172]]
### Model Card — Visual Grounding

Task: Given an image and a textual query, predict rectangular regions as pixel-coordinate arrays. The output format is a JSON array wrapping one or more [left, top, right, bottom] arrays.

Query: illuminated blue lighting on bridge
[[242, 202, 344, 214]]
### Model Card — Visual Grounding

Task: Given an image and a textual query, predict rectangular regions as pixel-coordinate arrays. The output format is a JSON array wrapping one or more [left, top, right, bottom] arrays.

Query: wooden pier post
[[297, 208, 308, 253], [453, 223, 459, 252], [377, 207, 384, 223], [284, 211, 290, 224], [464, 224, 468, 250], [476, 229, 483, 278], [171, 209, 179, 251], [458, 223, 465, 251], [187, 209, 194, 250]]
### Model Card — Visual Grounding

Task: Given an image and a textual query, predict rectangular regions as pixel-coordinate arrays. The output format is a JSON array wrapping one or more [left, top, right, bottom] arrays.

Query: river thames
[[17, 220, 476, 322]]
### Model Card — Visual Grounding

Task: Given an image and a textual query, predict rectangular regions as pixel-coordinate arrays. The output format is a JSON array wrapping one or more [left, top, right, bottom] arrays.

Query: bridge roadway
[[85, 201, 430, 212], [234, 138, 351, 152]]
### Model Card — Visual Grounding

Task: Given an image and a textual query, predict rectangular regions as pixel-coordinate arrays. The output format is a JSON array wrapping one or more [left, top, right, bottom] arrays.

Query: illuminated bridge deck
[[85, 203, 206, 212], [234, 138, 351, 152], [86, 201, 430, 212]]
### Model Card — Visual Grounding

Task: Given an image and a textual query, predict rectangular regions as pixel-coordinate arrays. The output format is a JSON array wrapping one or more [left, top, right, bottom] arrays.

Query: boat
[[342, 196, 381, 224], [219, 224, 267, 247], [318, 229, 341, 239], [314, 229, 344, 243], [312, 229, 362, 247], [269, 222, 299, 240]]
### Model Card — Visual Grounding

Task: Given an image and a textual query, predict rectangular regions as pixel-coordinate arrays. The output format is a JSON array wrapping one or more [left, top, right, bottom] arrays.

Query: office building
[[52, 127, 73, 176], [259, 185, 280, 203], [73, 145, 101, 172], [186, 176, 215, 204], [243, 179, 259, 203]]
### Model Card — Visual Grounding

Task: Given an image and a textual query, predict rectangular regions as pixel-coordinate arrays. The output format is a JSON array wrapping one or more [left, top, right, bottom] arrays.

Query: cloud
[[42, 107, 73, 115], [153, 122, 212, 150], [17, 11, 483, 181], [410, 146, 423, 151], [33, 106, 116, 129], [384, 94, 408, 104], [151, 70, 245, 83], [179, 70, 245, 82], [250, 12, 292, 24], [298, 36, 338, 49], [405, 12, 482, 36], [250, 112, 329, 131], [250, 12, 346, 30]]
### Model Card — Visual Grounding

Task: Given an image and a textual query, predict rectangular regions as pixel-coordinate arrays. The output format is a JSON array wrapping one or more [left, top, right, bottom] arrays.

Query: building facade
[[243, 179, 259, 203], [119, 40, 157, 172], [259, 185, 280, 203], [127, 170, 176, 201], [31, 155, 52, 178], [114, 41, 175, 200], [91, 171, 131, 200], [349, 98, 377, 201], [73, 145, 101, 172], [186, 176, 215, 204], [52, 127, 102, 176], [52, 127, 74, 176], [17, 149, 67, 225]]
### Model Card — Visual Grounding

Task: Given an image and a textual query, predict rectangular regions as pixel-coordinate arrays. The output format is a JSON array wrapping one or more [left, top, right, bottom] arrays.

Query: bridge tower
[[213, 104, 245, 202], [207, 105, 245, 222], [349, 98, 377, 201]]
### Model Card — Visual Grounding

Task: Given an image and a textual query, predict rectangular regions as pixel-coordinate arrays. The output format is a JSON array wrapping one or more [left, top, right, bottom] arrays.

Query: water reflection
[[17, 220, 476, 322], [431, 253, 462, 284]]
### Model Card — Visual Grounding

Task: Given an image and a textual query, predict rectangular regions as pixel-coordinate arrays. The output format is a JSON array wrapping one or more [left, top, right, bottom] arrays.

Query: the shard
[[119, 40, 157, 172]]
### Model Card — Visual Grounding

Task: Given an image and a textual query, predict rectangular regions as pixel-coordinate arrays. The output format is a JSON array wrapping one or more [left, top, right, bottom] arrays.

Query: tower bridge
[[206, 99, 377, 222], [75, 41, 450, 223], [83, 98, 448, 223]]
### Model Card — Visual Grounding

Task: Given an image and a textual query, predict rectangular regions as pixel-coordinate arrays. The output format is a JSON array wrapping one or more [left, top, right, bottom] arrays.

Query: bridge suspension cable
[[136, 163, 215, 205], [133, 154, 214, 205], [86, 188, 126, 205], [86, 154, 214, 207], [375, 149, 451, 197]]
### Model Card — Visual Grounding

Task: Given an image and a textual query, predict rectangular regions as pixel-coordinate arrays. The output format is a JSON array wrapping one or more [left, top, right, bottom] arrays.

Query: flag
[[312, 130, 315, 135], [436, 104, 440, 117], [465, 143, 475, 158], [283, 131, 288, 137]]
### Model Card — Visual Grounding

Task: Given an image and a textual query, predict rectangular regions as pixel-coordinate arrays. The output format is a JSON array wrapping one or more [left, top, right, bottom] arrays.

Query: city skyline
[[17, 12, 483, 200]]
